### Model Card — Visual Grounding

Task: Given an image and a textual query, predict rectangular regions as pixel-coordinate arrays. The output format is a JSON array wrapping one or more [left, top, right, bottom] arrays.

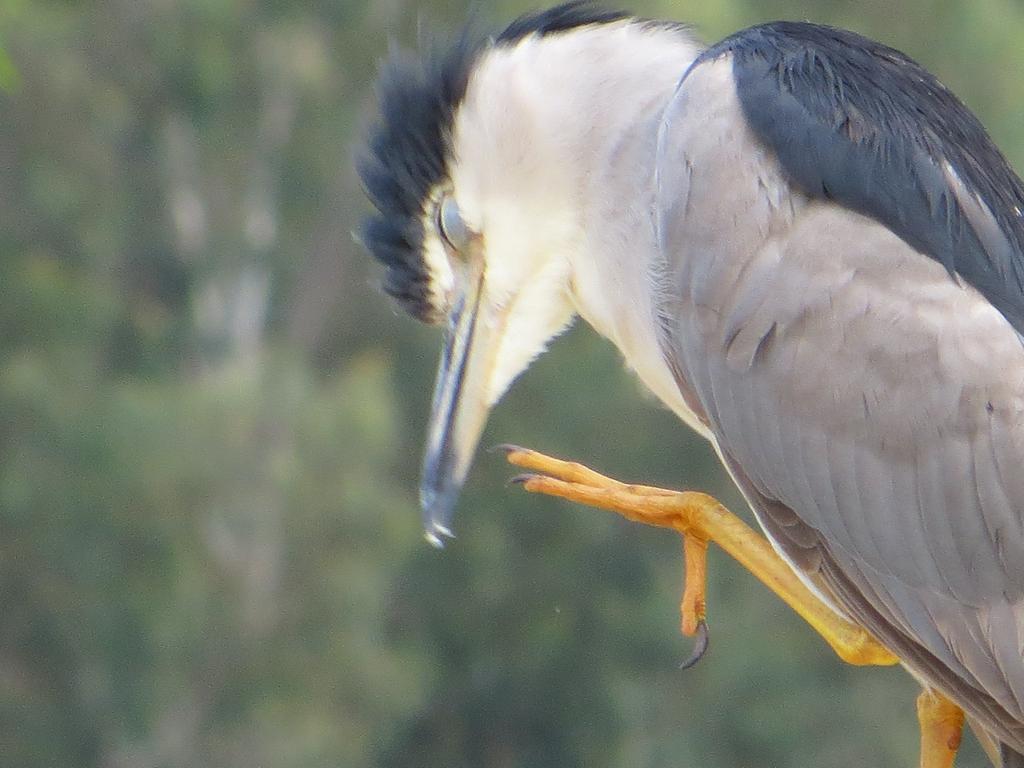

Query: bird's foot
[[500, 443, 710, 659], [500, 444, 898, 668], [917, 689, 964, 768]]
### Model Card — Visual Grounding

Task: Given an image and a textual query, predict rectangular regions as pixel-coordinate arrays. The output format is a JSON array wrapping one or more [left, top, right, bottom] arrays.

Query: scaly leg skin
[[501, 445, 968, 766], [678, 535, 709, 669], [500, 445, 898, 668], [917, 690, 964, 768]]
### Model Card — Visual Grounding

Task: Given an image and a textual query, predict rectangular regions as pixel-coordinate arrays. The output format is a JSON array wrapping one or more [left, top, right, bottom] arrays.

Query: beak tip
[[423, 522, 455, 549], [420, 484, 458, 548]]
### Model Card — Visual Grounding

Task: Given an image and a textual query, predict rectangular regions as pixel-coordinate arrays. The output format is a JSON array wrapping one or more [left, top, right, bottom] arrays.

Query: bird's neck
[[457, 23, 708, 428], [566, 44, 710, 434]]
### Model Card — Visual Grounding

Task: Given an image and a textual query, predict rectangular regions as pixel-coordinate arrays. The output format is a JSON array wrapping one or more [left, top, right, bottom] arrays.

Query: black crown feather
[[356, 3, 631, 321]]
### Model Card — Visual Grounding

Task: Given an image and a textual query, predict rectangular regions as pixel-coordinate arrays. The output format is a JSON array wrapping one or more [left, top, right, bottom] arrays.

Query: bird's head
[[357, 4, 700, 544]]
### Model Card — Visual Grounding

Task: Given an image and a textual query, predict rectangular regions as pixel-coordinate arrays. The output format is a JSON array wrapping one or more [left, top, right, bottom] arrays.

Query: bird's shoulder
[[685, 21, 1024, 335]]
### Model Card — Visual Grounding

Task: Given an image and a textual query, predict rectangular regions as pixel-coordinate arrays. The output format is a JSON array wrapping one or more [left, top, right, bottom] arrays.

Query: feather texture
[[659, 35, 1024, 756]]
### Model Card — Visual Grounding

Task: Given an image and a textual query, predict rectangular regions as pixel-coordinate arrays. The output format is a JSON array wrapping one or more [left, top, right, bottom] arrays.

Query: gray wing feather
[[657, 54, 1024, 749]]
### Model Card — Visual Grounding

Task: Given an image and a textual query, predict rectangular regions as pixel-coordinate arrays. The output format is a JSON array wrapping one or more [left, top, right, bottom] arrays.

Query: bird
[[357, 3, 1024, 766]]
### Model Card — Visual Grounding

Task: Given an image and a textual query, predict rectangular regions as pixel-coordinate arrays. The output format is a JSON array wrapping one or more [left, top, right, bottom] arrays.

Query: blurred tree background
[[1, 0, 1022, 766]]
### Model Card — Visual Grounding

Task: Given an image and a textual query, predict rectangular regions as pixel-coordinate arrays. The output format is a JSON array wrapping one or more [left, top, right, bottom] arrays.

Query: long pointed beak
[[419, 263, 499, 547]]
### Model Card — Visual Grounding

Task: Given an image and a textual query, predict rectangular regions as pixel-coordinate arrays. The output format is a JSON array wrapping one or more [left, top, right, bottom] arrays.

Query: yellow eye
[[437, 194, 470, 252]]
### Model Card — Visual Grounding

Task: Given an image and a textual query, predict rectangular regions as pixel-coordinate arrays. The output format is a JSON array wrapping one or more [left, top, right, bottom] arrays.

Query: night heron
[[358, 4, 1024, 765]]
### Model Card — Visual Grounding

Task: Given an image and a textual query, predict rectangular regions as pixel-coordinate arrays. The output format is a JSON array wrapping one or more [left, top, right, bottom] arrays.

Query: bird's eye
[[437, 195, 470, 252]]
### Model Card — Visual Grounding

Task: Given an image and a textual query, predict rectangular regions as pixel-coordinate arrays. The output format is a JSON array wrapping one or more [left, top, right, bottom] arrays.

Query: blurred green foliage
[[1, 0, 1022, 765]]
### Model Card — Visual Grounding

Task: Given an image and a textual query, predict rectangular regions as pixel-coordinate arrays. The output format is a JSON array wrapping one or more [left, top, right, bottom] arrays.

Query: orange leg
[[500, 445, 976, 766], [678, 536, 709, 669], [501, 445, 897, 667], [917, 689, 964, 768]]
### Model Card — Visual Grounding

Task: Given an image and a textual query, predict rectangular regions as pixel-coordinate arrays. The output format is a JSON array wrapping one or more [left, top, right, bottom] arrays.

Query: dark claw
[[490, 443, 527, 455], [508, 473, 536, 486], [678, 619, 710, 670]]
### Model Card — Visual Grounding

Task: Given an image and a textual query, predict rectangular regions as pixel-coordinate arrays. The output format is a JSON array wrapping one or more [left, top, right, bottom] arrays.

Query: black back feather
[[699, 22, 1024, 334]]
